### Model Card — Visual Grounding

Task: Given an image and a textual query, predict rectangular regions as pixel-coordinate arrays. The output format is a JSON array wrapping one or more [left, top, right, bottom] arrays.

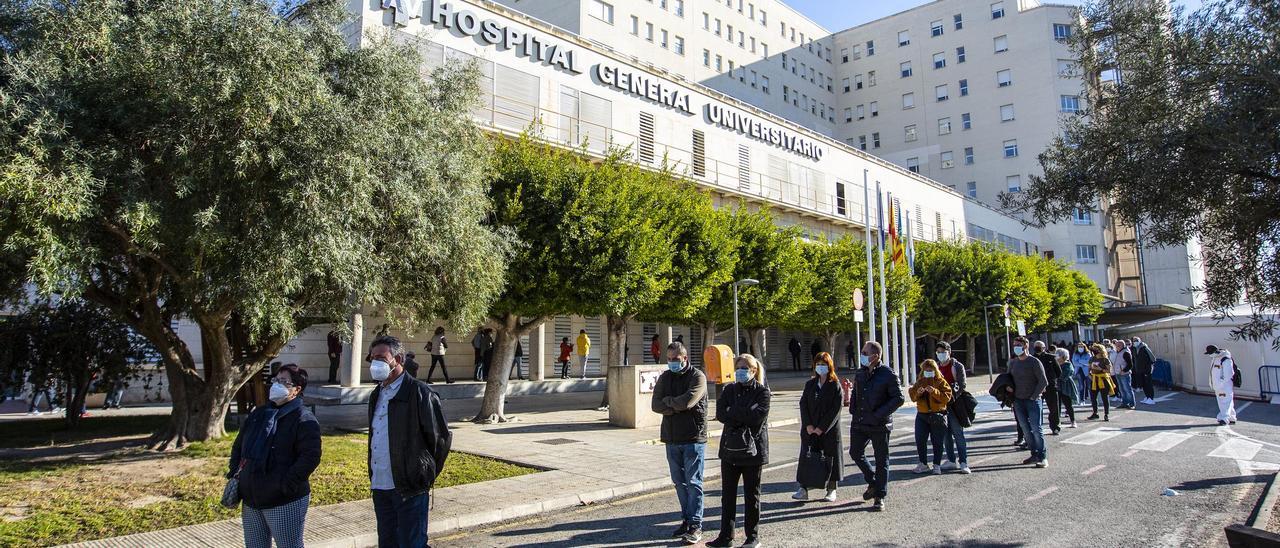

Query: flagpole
[[863, 170, 876, 345], [905, 208, 918, 383], [876, 183, 889, 356]]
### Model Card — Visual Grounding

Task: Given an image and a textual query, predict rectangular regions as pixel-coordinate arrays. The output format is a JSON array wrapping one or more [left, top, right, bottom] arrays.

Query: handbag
[[797, 436, 832, 489], [220, 459, 246, 509], [722, 425, 757, 458]]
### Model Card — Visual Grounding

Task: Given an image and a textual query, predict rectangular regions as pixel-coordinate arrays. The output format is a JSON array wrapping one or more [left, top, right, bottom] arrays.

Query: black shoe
[[1229, 420, 1237, 425], [1087, 414, 1099, 420], [447, 380, 455, 384], [742, 536, 761, 548], [707, 535, 733, 548], [672, 522, 689, 538], [862, 486, 876, 501], [871, 498, 884, 511], [680, 527, 702, 545], [1051, 429, 1061, 436], [1021, 456, 1038, 465], [1218, 420, 1227, 426], [1017, 443, 1029, 450]]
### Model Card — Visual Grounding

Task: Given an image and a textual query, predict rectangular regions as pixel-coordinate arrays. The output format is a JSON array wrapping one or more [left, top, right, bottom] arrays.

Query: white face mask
[[936, 352, 949, 362], [268, 383, 291, 404], [370, 359, 392, 381], [923, 371, 936, 379]]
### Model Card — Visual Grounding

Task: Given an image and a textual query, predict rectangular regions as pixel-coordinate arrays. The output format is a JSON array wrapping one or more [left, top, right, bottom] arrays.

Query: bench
[[302, 394, 343, 414]]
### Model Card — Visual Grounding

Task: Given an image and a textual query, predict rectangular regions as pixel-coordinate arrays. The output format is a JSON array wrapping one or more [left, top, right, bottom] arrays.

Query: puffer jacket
[[848, 363, 904, 432], [908, 376, 953, 414]]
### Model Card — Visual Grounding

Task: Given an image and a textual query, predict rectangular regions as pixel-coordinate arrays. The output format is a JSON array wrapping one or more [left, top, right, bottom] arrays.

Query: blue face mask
[[815, 365, 830, 377], [1013, 346, 1025, 356], [667, 360, 684, 373], [859, 355, 870, 366], [735, 369, 751, 383]]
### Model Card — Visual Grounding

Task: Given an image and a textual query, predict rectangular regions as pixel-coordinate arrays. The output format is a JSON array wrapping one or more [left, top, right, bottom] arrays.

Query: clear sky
[[783, 0, 1206, 31]]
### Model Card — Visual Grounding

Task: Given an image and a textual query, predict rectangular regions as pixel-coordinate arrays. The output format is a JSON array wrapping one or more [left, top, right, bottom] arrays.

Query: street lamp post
[[733, 279, 760, 355]]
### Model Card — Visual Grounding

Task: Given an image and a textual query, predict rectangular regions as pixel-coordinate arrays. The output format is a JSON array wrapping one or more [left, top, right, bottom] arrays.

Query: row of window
[[780, 54, 833, 94], [590, 0, 684, 23], [702, 13, 770, 60], [781, 85, 836, 123], [629, 16, 685, 54]]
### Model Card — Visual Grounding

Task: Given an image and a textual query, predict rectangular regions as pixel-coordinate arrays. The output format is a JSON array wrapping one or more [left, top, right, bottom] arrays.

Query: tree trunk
[[474, 314, 546, 424], [967, 335, 977, 375], [698, 322, 716, 351], [601, 314, 632, 409], [823, 331, 838, 368], [748, 328, 767, 369], [63, 371, 89, 429]]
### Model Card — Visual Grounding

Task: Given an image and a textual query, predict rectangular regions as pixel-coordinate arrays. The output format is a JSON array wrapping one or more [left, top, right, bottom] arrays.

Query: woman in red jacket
[[557, 337, 573, 379]]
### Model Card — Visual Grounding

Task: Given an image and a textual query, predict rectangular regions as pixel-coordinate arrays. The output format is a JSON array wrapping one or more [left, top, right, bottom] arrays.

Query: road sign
[[1016, 319, 1027, 336], [853, 288, 864, 311], [854, 310, 864, 323]]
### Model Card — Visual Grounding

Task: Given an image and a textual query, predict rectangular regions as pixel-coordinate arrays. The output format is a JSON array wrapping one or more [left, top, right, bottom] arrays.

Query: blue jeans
[[942, 408, 968, 463], [664, 442, 705, 529], [371, 489, 430, 548], [1076, 368, 1090, 402], [1012, 398, 1046, 461], [1117, 375, 1135, 407], [914, 413, 946, 465]]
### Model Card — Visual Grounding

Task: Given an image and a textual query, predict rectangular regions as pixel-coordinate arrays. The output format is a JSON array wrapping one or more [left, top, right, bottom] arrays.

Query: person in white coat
[[1205, 345, 1237, 425]]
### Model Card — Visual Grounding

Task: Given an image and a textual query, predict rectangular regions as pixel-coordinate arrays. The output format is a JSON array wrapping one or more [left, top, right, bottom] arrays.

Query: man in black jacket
[[1033, 341, 1063, 435], [788, 337, 802, 371], [651, 342, 709, 545], [1132, 337, 1157, 404], [367, 335, 453, 548], [848, 341, 904, 512]]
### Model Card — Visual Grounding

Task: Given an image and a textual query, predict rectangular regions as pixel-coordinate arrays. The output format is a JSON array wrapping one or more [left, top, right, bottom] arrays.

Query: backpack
[[1229, 358, 1242, 388]]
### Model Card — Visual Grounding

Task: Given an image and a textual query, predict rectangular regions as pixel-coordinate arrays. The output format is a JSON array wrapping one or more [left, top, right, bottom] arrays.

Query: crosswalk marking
[[1209, 438, 1262, 461], [1082, 464, 1106, 475], [1064, 427, 1124, 446], [1130, 432, 1193, 453], [1025, 486, 1058, 501]]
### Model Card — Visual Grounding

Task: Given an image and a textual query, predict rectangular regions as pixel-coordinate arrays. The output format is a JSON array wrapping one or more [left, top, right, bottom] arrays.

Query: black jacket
[[1133, 344, 1156, 375], [799, 377, 844, 482], [716, 380, 771, 466], [1035, 352, 1062, 390], [229, 403, 322, 510], [848, 363, 904, 432], [988, 372, 1016, 407], [652, 366, 709, 443], [367, 374, 453, 496]]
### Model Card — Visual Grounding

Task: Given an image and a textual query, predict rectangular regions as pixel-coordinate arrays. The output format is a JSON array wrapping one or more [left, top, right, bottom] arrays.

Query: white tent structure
[[1112, 305, 1279, 401]]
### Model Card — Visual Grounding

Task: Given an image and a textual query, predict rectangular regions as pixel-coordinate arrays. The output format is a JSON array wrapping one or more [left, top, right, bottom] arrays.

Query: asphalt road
[[436, 390, 1280, 548]]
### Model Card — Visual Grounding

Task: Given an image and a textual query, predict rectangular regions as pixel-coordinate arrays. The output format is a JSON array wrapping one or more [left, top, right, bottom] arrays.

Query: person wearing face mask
[[1206, 345, 1238, 425], [792, 352, 844, 502], [1132, 337, 1157, 405], [707, 354, 770, 548], [934, 342, 971, 474], [848, 341, 904, 511], [1006, 336, 1049, 468], [1032, 341, 1063, 435], [227, 364, 321, 548], [1087, 343, 1114, 421], [366, 335, 453, 548], [1111, 339, 1136, 409], [908, 359, 953, 475], [1071, 342, 1092, 403], [1054, 347, 1079, 428], [651, 342, 709, 545]]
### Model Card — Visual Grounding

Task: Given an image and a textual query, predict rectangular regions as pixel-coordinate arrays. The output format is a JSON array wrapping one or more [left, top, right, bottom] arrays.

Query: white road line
[[1063, 427, 1125, 446], [1025, 486, 1058, 501], [1130, 432, 1193, 453], [1209, 438, 1263, 461], [1154, 392, 1180, 402], [1236, 401, 1253, 415], [1121, 449, 1139, 458], [955, 516, 995, 537], [1081, 464, 1106, 476]]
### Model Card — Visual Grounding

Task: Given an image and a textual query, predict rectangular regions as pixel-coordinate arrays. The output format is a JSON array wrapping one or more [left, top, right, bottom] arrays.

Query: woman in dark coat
[[707, 354, 770, 548], [228, 364, 322, 548], [793, 352, 844, 502]]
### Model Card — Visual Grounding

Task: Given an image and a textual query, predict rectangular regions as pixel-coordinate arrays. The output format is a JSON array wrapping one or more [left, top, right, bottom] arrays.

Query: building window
[[956, 46, 966, 63], [964, 146, 974, 164], [1076, 244, 1098, 263], [903, 93, 915, 109], [762, 43, 768, 57], [589, 0, 614, 24], [782, 85, 789, 103], [870, 101, 879, 117], [994, 35, 1009, 53], [933, 52, 947, 69], [941, 151, 955, 168], [938, 117, 952, 135], [726, 24, 733, 42], [991, 1, 1005, 19], [900, 61, 913, 78], [1058, 59, 1076, 77], [997, 69, 1012, 87], [936, 84, 949, 102], [1073, 208, 1093, 225], [872, 132, 881, 148], [867, 40, 876, 56], [675, 0, 684, 16], [750, 37, 756, 53], [645, 22, 654, 42], [857, 104, 865, 119], [855, 74, 864, 89], [959, 79, 969, 96], [954, 13, 964, 30], [844, 107, 853, 123], [761, 76, 769, 94], [1006, 174, 1022, 192], [702, 12, 709, 30], [660, 29, 668, 48], [750, 70, 757, 88], [906, 157, 920, 173], [858, 135, 868, 150], [966, 181, 978, 197], [931, 20, 944, 37], [841, 48, 849, 63], [702, 49, 710, 66], [674, 36, 685, 54], [1061, 94, 1081, 113], [630, 16, 639, 35], [1000, 103, 1015, 121], [1054, 23, 1072, 41], [841, 77, 850, 93], [738, 30, 745, 48], [868, 70, 877, 86], [715, 18, 722, 36], [1003, 139, 1019, 157], [898, 30, 910, 46], [962, 112, 972, 129], [905, 124, 918, 142], [715, 54, 722, 71]]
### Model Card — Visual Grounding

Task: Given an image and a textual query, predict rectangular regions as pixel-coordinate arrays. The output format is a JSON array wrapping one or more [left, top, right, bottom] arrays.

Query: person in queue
[[935, 342, 971, 474], [848, 341, 904, 511], [651, 341, 708, 545], [1006, 336, 1048, 467], [707, 354, 770, 548], [1032, 341, 1064, 435], [228, 364, 321, 548], [1071, 342, 1092, 403], [908, 359, 953, 475], [1054, 347, 1079, 428], [1088, 343, 1114, 421], [366, 335, 453, 547], [792, 352, 843, 502]]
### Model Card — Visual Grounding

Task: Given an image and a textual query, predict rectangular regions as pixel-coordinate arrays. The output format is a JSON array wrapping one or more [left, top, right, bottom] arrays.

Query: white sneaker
[[791, 488, 809, 500], [49, 407, 60, 414], [932, 466, 943, 475], [958, 462, 972, 474], [940, 460, 956, 471], [1068, 421, 1078, 428], [26, 411, 37, 416], [912, 463, 930, 474], [822, 489, 838, 502], [1141, 398, 1155, 405]]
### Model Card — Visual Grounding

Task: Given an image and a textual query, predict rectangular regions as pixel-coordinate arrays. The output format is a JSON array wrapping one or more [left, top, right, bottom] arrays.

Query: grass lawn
[[0, 416, 535, 547]]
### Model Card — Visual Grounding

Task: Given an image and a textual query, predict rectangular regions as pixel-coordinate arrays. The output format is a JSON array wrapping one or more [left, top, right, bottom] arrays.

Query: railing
[[1260, 365, 1280, 402]]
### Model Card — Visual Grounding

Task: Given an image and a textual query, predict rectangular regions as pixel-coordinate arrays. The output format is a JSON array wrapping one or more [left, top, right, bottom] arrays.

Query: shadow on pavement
[[482, 422, 617, 435], [1169, 474, 1272, 492]]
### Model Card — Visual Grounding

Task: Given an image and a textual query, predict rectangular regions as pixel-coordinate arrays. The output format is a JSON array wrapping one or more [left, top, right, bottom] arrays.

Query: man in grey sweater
[[1005, 336, 1049, 467]]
